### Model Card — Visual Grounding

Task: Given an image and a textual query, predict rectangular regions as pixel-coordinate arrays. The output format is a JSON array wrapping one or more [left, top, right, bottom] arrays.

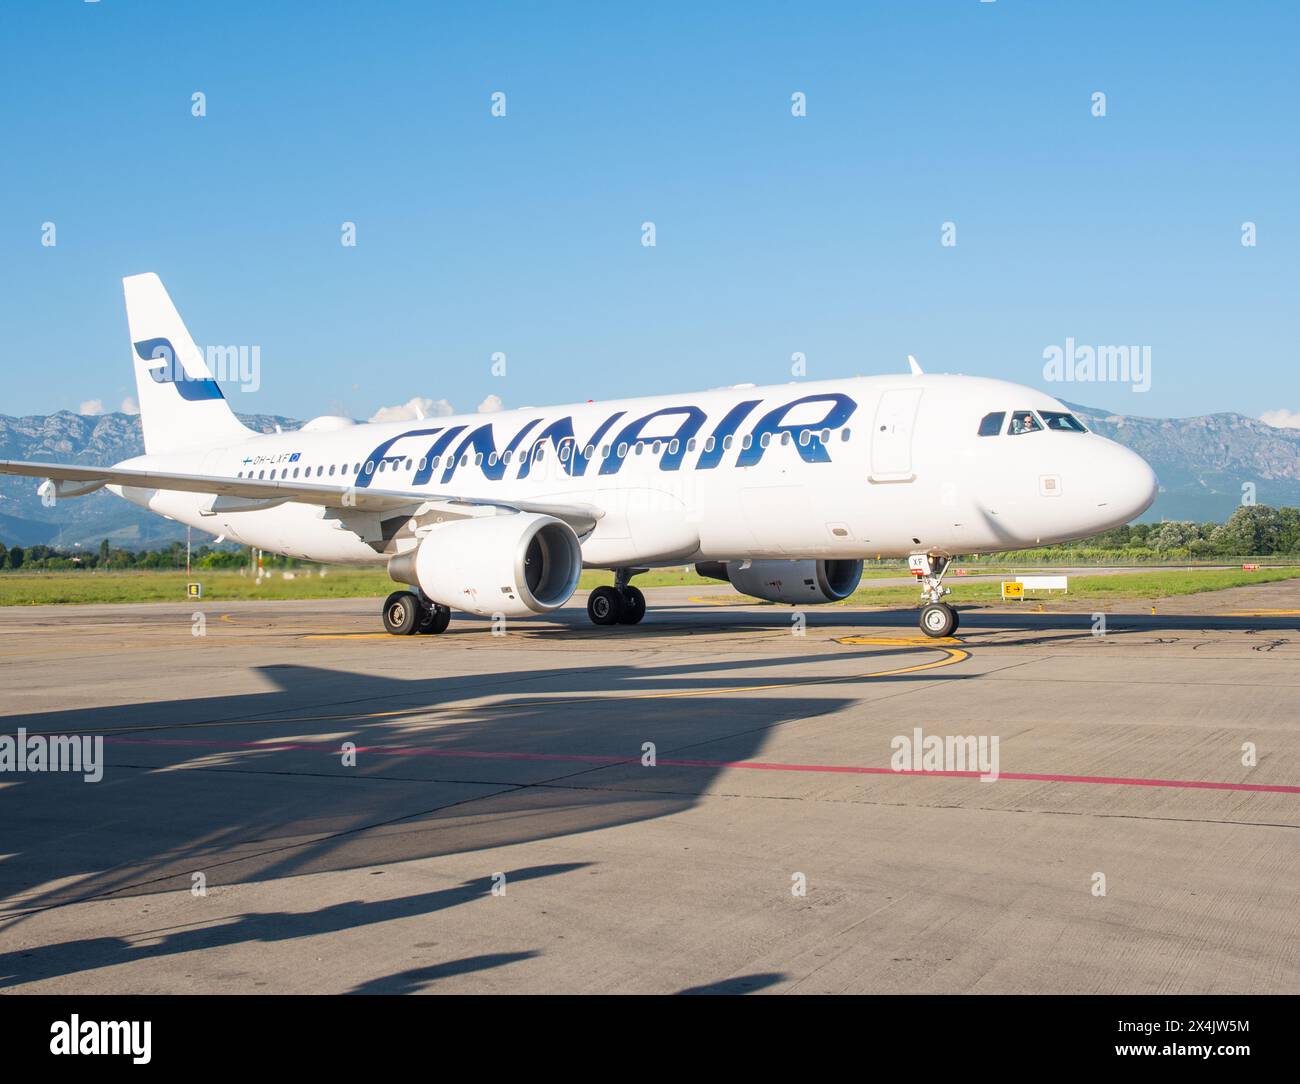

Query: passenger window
[[1040, 411, 1087, 432], [1008, 410, 1043, 435], [840, 428, 851, 441], [978, 411, 1006, 437]]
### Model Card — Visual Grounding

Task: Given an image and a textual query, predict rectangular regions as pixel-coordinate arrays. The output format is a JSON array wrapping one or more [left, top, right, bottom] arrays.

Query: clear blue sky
[[1, 1, 1296, 424]]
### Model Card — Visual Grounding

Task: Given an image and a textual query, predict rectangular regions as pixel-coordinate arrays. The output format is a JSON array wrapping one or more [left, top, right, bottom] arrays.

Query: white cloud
[[368, 396, 454, 423], [1261, 409, 1300, 429], [79, 399, 105, 416], [119, 396, 140, 415], [477, 393, 503, 413]]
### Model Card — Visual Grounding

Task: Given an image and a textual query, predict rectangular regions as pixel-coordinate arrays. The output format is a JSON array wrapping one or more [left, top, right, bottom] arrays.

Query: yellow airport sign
[[1001, 580, 1024, 600]]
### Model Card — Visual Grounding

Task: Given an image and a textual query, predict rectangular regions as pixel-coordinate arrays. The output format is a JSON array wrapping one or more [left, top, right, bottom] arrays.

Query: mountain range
[[0, 411, 296, 549], [1, 404, 1298, 549], [1065, 402, 1300, 521]]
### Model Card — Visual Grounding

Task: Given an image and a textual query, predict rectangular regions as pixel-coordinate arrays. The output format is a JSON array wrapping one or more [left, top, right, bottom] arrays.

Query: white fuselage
[[112, 373, 1158, 567]]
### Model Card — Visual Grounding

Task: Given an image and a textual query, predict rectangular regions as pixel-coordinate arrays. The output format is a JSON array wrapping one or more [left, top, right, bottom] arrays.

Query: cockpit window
[[977, 411, 1006, 437], [1040, 411, 1087, 432], [1008, 410, 1042, 435]]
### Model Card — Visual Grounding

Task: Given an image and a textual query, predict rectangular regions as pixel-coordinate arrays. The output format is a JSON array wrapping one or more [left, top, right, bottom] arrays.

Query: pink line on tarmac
[[106, 736, 1300, 795]]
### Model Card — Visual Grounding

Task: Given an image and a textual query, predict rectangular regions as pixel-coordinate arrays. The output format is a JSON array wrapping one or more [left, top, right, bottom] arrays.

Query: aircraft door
[[870, 388, 923, 482]]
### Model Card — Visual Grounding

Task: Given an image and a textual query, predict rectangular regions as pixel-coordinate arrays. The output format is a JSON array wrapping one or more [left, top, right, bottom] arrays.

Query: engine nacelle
[[697, 559, 863, 605], [391, 512, 582, 617]]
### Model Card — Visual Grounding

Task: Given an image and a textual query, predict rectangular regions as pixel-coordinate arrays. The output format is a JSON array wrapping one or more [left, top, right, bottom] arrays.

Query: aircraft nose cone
[[1109, 445, 1158, 523]]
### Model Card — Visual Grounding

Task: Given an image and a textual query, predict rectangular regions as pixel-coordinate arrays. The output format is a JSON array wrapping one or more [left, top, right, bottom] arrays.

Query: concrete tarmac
[[2, 581, 1298, 994]]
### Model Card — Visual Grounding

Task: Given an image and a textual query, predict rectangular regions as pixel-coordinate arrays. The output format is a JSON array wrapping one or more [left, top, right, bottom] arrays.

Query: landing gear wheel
[[382, 590, 420, 635], [618, 586, 646, 625], [417, 603, 451, 635], [919, 602, 957, 638], [588, 585, 625, 626]]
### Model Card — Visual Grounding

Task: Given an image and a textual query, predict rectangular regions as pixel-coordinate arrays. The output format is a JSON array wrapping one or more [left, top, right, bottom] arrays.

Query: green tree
[[1151, 521, 1200, 552], [1210, 505, 1282, 555], [1276, 508, 1300, 554]]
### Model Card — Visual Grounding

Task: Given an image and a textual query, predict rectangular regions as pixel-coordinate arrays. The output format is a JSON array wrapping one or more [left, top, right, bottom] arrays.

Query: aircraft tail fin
[[122, 273, 253, 454]]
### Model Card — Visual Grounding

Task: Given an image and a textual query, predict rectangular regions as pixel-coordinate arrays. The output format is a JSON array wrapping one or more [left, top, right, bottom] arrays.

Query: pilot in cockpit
[[1009, 410, 1041, 435]]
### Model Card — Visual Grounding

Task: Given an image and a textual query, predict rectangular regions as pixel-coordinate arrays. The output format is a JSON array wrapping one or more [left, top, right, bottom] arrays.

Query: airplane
[[0, 273, 1158, 638]]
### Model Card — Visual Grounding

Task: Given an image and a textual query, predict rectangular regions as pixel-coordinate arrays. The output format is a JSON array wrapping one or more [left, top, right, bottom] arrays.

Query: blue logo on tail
[[133, 338, 224, 402]]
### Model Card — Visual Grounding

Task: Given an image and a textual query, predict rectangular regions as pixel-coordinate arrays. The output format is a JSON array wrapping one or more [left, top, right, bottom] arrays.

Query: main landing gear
[[911, 553, 960, 638], [382, 589, 451, 636], [587, 568, 647, 626]]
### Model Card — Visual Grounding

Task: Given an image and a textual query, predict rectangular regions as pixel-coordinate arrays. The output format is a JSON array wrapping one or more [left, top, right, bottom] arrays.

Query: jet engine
[[695, 559, 863, 605], [390, 512, 583, 618]]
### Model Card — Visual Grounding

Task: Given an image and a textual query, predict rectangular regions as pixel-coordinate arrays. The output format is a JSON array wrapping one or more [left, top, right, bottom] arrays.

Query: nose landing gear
[[920, 601, 958, 637], [910, 553, 959, 638]]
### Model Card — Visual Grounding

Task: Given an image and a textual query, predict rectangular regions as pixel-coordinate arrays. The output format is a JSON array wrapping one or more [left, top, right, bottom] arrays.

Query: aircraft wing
[[0, 459, 602, 535]]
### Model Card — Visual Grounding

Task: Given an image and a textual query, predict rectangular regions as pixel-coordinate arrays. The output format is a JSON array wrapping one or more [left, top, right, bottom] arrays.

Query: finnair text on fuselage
[[273, 390, 857, 488]]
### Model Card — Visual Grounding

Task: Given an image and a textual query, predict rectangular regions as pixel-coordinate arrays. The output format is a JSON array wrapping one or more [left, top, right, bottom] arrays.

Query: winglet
[[907, 354, 923, 376]]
